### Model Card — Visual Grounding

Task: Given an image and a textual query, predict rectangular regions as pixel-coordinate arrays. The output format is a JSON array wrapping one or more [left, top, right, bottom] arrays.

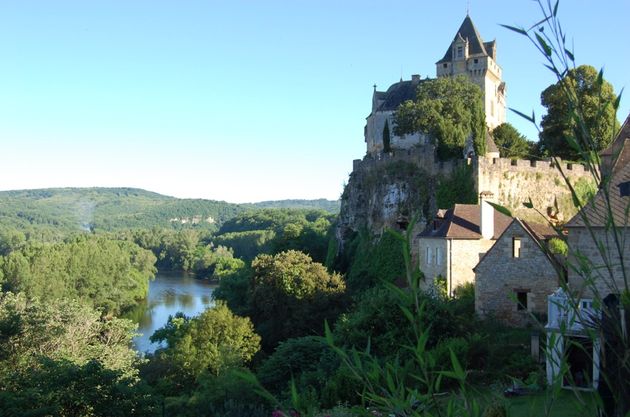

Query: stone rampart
[[352, 146, 466, 178], [475, 156, 596, 221]]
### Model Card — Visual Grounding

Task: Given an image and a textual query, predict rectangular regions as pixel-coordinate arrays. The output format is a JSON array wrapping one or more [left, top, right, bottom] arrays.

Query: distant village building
[[365, 15, 506, 156], [417, 192, 511, 295], [474, 218, 560, 326]]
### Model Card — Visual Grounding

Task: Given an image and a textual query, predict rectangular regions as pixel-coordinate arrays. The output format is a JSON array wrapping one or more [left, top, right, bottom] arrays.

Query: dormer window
[[456, 46, 463, 58]]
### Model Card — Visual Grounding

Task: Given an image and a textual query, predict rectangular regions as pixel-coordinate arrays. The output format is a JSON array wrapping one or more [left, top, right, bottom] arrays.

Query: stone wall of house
[[567, 227, 630, 298], [474, 156, 596, 223], [449, 238, 495, 294], [475, 221, 561, 326], [417, 238, 448, 284]]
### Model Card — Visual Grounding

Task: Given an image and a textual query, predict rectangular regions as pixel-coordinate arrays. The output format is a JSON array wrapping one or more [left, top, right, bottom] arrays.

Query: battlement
[[353, 146, 467, 177], [477, 156, 591, 175]]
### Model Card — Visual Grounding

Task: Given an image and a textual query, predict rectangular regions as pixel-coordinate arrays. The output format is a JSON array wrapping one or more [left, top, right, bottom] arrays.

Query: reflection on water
[[127, 271, 216, 354]]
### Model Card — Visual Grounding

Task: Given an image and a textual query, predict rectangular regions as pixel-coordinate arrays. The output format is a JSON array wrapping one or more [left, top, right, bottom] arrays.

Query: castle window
[[456, 46, 463, 58], [436, 247, 442, 265], [426, 247, 433, 265], [474, 58, 478, 64], [513, 238, 522, 258], [443, 63, 447, 68], [619, 181, 630, 197], [516, 291, 528, 311]]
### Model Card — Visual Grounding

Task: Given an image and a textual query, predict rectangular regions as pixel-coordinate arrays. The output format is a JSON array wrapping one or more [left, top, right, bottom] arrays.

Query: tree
[[491, 123, 534, 158], [0, 235, 156, 314], [150, 302, 260, 379], [394, 75, 486, 159], [0, 292, 139, 376], [382, 119, 391, 153], [249, 250, 346, 349], [0, 359, 157, 417], [539, 64, 620, 160]]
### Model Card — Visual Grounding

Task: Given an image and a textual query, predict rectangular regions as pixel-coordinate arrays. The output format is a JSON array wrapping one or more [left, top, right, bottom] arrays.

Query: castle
[[364, 15, 506, 156], [338, 14, 594, 242]]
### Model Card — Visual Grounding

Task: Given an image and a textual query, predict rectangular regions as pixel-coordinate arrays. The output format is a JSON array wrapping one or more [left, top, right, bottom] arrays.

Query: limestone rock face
[[336, 150, 442, 249]]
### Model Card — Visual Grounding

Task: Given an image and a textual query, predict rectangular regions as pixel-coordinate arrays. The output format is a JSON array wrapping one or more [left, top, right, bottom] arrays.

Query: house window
[[513, 238, 522, 258], [426, 247, 433, 265], [436, 247, 442, 265], [516, 291, 528, 311]]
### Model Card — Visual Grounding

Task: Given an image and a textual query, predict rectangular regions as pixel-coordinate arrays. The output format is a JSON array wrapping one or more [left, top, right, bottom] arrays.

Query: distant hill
[[0, 188, 339, 236], [247, 199, 340, 213]]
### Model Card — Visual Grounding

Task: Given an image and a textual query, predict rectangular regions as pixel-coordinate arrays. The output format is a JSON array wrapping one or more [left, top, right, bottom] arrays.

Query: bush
[[343, 231, 405, 294], [257, 336, 333, 394]]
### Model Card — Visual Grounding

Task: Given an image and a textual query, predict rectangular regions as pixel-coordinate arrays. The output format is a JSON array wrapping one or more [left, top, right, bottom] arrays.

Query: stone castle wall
[[474, 156, 595, 222], [352, 145, 467, 177], [338, 147, 598, 254]]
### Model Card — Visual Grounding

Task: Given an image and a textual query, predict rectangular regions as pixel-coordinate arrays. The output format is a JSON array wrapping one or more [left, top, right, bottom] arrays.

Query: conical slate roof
[[437, 15, 488, 64]]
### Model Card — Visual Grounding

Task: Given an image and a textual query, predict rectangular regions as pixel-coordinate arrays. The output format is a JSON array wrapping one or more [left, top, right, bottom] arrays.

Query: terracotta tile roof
[[419, 203, 512, 239], [567, 114, 630, 228]]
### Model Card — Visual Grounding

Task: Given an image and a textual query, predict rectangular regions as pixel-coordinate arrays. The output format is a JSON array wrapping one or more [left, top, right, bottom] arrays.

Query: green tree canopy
[[150, 302, 260, 378], [0, 292, 139, 376], [249, 250, 346, 349], [491, 123, 534, 159], [394, 75, 486, 159], [0, 359, 157, 417], [539, 64, 620, 160], [0, 235, 156, 314]]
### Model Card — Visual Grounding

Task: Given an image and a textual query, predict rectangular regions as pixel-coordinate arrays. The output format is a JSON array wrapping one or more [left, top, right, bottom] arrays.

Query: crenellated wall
[[474, 156, 596, 222], [338, 147, 598, 254]]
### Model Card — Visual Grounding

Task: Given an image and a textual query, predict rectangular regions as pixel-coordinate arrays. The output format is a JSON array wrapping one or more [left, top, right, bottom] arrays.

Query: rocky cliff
[[337, 147, 596, 253]]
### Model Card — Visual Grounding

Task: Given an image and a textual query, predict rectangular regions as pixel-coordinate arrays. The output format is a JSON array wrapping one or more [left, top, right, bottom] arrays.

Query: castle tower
[[436, 15, 506, 130]]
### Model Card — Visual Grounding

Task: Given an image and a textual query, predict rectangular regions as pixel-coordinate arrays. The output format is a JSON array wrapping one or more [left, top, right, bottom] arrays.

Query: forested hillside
[[0, 187, 339, 238]]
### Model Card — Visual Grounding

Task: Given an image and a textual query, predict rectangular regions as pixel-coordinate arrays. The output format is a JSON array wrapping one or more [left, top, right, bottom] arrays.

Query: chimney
[[479, 191, 495, 240], [411, 74, 421, 84]]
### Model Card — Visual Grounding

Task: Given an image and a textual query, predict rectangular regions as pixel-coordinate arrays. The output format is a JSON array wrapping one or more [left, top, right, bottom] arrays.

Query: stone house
[[417, 192, 511, 295], [474, 218, 561, 326], [545, 113, 630, 390], [564, 113, 630, 297]]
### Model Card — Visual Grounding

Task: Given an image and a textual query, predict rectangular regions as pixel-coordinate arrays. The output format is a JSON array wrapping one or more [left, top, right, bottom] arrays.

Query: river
[[127, 271, 216, 353]]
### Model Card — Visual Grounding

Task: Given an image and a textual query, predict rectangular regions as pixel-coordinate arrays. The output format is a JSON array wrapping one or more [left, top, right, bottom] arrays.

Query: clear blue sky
[[1, 1, 628, 203]]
